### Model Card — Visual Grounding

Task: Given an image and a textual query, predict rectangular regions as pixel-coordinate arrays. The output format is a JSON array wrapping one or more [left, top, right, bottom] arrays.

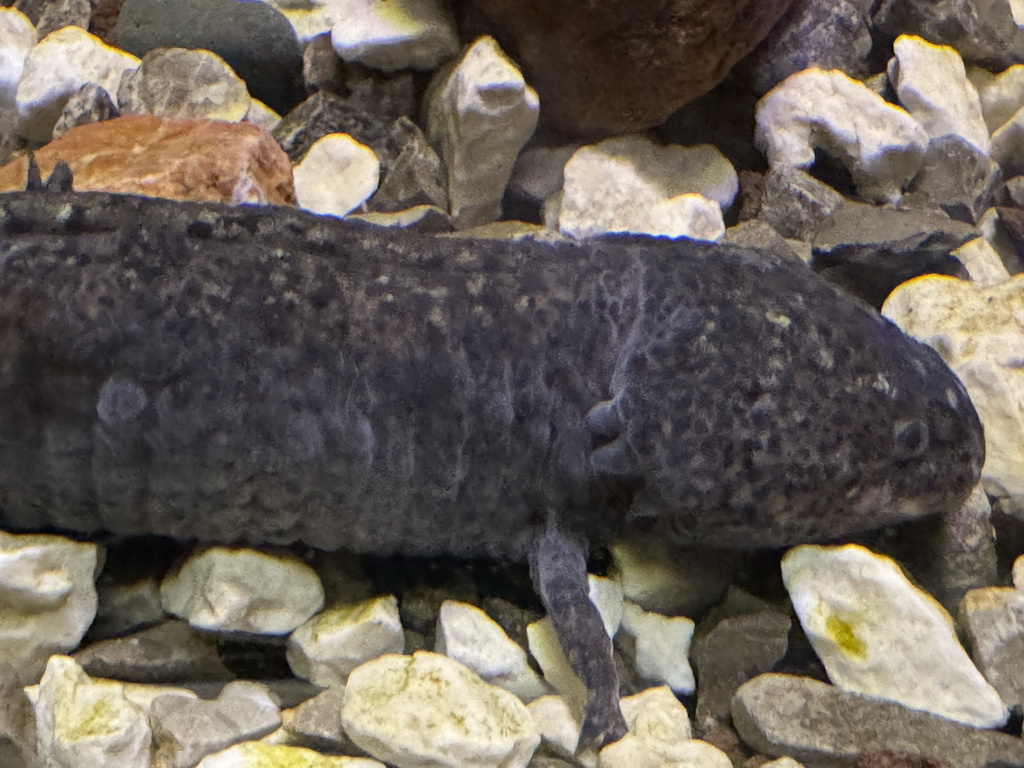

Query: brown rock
[[0, 114, 295, 204], [463, 0, 798, 137]]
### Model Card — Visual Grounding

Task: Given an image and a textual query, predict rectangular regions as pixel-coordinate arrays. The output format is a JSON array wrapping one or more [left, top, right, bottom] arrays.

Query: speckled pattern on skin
[[0, 191, 984, 558]]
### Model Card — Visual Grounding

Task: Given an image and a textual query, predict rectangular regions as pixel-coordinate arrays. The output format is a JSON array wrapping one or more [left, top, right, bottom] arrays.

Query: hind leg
[[530, 526, 627, 748]]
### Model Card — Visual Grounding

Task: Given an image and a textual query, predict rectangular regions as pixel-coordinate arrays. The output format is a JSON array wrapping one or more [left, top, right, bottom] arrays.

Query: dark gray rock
[[739, 0, 875, 95], [368, 117, 448, 213], [758, 165, 845, 242], [12, 0, 48, 24], [272, 91, 389, 164], [86, 577, 164, 641], [692, 610, 791, 731], [35, 0, 90, 39], [732, 674, 1024, 768], [114, 0, 303, 114], [809, 202, 976, 308], [73, 620, 235, 684], [280, 687, 364, 756], [302, 33, 346, 96], [52, 83, 119, 139], [873, 0, 1024, 71], [903, 135, 1001, 224], [723, 220, 807, 263]]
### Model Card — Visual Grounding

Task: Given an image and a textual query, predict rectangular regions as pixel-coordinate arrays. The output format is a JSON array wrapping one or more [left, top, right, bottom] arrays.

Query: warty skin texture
[[0, 189, 985, 746]]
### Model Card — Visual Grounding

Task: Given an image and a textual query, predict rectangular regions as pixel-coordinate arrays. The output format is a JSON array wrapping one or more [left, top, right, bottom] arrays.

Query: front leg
[[530, 526, 628, 748]]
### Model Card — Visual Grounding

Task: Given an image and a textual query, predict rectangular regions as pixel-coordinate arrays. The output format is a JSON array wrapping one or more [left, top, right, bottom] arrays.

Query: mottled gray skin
[[0, 190, 985, 745]]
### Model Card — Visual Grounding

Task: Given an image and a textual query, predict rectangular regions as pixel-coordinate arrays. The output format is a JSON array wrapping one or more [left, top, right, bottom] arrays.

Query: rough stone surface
[[969, 64, 1024, 133], [692, 610, 791, 731], [903, 134, 1000, 224], [287, 595, 404, 688], [952, 238, 1012, 287], [26, 655, 151, 768], [292, 132, 380, 217], [52, 82, 119, 139], [855, 752, 954, 768], [330, 0, 458, 72], [14, 25, 139, 141], [756, 165, 845, 242], [0, 114, 296, 204], [115, 0, 303, 114], [349, 204, 452, 232], [740, 0, 874, 94], [557, 136, 736, 241], [0, 531, 99, 686], [958, 587, 1024, 709], [196, 742, 385, 768], [0, 7, 34, 141], [782, 544, 1006, 728], [882, 275, 1024, 509], [33, 0, 89, 39], [617, 603, 695, 694], [991, 106, 1024, 178], [117, 47, 251, 121], [755, 68, 929, 203], [426, 35, 538, 229], [341, 651, 540, 768], [872, 0, 1024, 73], [463, 0, 796, 137], [74, 620, 234, 685], [367, 116, 448, 213], [527, 617, 589, 725], [151, 680, 282, 768], [161, 547, 324, 635], [276, 686, 358, 754], [732, 674, 1024, 768], [435, 599, 549, 702], [888, 35, 990, 154], [273, 91, 389, 163], [527, 695, 579, 757]]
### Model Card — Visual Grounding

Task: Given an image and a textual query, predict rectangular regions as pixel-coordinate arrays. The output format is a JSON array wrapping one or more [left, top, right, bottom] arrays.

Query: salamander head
[[588, 262, 985, 550]]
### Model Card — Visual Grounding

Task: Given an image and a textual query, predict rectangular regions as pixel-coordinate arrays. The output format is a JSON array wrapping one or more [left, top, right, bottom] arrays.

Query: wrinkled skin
[[0, 191, 985, 746]]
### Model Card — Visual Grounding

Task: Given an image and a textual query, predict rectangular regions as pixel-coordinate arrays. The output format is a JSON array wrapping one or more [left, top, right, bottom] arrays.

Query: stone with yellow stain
[[14, 25, 139, 141], [882, 274, 1024, 510], [341, 651, 540, 768], [286, 595, 404, 688], [755, 67, 928, 203], [196, 741, 385, 767], [330, 0, 458, 71], [293, 133, 380, 218], [0, 7, 34, 140], [781, 544, 1006, 728], [25, 655, 151, 768]]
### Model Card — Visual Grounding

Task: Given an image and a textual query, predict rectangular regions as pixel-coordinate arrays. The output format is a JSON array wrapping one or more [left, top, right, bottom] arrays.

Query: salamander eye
[[892, 418, 929, 460]]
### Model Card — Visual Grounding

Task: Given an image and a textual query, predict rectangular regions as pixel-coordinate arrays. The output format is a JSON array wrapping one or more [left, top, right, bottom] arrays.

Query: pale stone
[[599, 737, 731, 768], [781, 544, 1007, 728], [968, 64, 1024, 133], [952, 237, 1012, 287], [618, 604, 696, 694], [259, 0, 338, 43], [287, 595, 404, 688], [0, 8, 34, 140], [558, 136, 734, 241], [527, 618, 587, 724], [331, 0, 459, 71], [293, 133, 380, 217], [755, 67, 928, 203], [882, 275, 1024, 509], [245, 98, 282, 133], [959, 587, 1024, 710], [762, 759, 806, 768], [426, 36, 539, 229], [620, 686, 692, 743], [151, 680, 282, 768], [588, 575, 624, 640], [1014, 555, 1024, 591], [341, 651, 540, 768], [888, 35, 990, 154], [117, 47, 251, 122], [27, 655, 151, 768], [990, 106, 1024, 177], [160, 547, 324, 634], [196, 742, 385, 768], [0, 531, 99, 685], [14, 25, 139, 141], [526, 695, 579, 756], [435, 600, 549, 702]]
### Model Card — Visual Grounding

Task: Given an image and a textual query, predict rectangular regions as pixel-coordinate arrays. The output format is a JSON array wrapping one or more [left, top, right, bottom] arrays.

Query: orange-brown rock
[[462, 0, 798, 137], [0, 114, 295, 204]]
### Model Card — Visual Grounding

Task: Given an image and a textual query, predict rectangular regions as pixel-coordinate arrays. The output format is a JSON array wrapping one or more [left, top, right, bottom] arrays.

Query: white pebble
[[293, 133, 381, 218]]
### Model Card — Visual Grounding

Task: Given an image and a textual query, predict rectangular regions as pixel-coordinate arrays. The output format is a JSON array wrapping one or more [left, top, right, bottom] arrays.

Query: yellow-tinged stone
[[882, 274, 1024, 506], [195, 741, 385, 767]]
